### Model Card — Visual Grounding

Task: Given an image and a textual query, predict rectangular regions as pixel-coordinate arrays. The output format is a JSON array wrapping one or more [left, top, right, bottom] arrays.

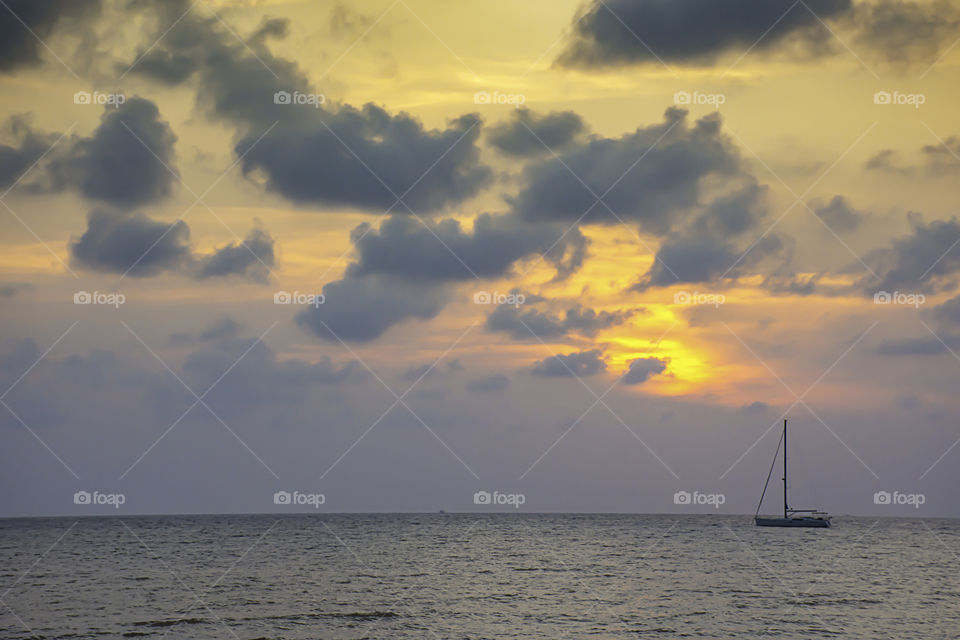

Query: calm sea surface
[[0, 514, 957, 639]]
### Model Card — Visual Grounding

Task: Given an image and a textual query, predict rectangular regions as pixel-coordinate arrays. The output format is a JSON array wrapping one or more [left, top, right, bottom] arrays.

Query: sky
[[0, 0, 959, 518]]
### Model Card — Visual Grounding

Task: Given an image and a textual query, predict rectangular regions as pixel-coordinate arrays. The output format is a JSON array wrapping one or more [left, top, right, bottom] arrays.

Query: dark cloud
[[296, 275, 449, 343], [850, 0, 960, 65], [346, 213, 587, 282], [296, 211, 588, 342], [0, 0, 101, 72], [466, 373, 510, 393], [860, 215, 960, 294], [865, 149, 912, 175], [531, 349, 606, 377], [48, 97, 178, 206], [70, 208, 275, 281], [622, 357, 666, 385], [237, 109, 490, 213], [70, 208, 191, 277], [126, 4, 490, 214], [922, 136, 960, 176], [812, 195, 863, 233], [486, 108, 587, 157], [0, 116, 59, 190], [511, 109, 751, 235], [635, 233, 783, 290], [933, 295, 960, 325], [486, 304, 634, 340], [556, 0, 850, 68], [196, 227, 275, 283]]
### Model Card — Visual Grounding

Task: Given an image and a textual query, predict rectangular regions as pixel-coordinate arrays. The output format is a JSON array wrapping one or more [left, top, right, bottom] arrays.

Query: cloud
[[511, 108, 751, 235], [621, 357, 666, 384], [295, 211, 588, 342], [635, 231, 783, 290], [126, 3, 490, 213], [865, 149, 913, 175], [486, 304, 634, 340], [811, 195, 863, 233], [531, 349, 606, 377], [486, 108, 587, 157], [860, 215, 960, 294], [346, 213, 587, 282], [296, 275, 449, 342], [0, 116, 60, 190], [0, 0, 101, 72], [466, 373, 510, 393], [556, 0, 851, 68], [70, 208, 192, 277], [933, 294, 960, 326], [922, 136, 960, 176], [70, 208, 275, 281], [850, 0, 960, 65], [237, 109, 491, 213], [196, 227, 275, 283], [46, 97, 178, 206]]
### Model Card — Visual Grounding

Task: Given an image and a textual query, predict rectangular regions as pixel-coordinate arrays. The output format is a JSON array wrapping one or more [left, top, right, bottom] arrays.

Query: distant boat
[[755, 419, 831, 528]]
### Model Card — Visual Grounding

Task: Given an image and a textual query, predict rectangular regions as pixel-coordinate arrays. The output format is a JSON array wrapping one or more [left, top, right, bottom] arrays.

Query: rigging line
[[755, 428, 785, 516]]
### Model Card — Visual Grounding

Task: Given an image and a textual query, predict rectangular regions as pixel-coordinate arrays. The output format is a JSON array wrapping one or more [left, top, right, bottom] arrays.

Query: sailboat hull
[[755, 516, 831, 528]]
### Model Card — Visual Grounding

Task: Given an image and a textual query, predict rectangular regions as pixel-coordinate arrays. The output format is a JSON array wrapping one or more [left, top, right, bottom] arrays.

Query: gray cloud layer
[[70, 208, 275, 281]]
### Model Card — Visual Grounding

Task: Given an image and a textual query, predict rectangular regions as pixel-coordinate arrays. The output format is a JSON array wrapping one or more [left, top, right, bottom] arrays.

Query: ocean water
[[0, 514, 957, 639]]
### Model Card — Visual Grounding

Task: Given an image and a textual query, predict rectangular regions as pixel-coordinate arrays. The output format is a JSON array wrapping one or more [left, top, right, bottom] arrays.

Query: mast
[[782, 419, 788, 518]]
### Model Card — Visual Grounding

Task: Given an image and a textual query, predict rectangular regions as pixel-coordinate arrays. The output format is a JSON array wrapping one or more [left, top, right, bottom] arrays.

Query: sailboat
[[755, 419, 831, 528]]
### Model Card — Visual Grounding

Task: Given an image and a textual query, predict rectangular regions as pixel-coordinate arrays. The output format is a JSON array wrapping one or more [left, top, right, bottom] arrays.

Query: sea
[[1, 514, 957, 639]]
